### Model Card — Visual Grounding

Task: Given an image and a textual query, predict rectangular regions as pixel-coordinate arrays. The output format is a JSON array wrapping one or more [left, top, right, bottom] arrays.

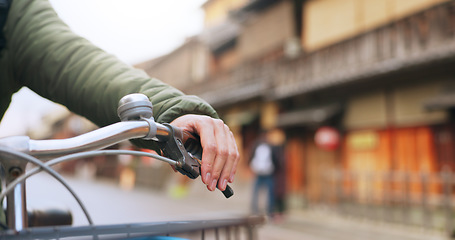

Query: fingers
[[170, 115, 240, 192], [207, 119, 239, 191], [198, 119, 218, 187], [227, 130, 239, 183], [219, 128, 238, 188]]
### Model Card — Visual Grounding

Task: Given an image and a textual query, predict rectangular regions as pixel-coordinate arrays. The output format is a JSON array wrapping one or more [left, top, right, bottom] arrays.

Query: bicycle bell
[[117, 93, 153, 121]]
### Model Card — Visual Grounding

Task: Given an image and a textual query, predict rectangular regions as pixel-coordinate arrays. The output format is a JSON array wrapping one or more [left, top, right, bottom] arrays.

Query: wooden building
[[136, 0, 455, 208]]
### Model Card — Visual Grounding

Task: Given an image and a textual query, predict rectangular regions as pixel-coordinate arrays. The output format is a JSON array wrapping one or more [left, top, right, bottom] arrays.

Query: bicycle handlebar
[[28, 121, 157, 157], [0, 93, 233, 198], [0, 93, 234, 232]]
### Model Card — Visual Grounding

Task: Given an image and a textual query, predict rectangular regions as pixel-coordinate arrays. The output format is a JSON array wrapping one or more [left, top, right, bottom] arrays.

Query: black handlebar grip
[[182, 131, 203, 160], [28, 208, 72, 227], [219, 184, 234, 198]]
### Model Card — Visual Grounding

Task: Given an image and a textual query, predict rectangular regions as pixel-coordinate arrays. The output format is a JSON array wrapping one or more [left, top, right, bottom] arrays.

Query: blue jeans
[[251, 175, 275, 215]]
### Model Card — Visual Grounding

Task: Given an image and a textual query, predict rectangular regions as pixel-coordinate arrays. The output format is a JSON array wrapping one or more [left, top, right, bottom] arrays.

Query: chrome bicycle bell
[[117, 93, 153, 121]]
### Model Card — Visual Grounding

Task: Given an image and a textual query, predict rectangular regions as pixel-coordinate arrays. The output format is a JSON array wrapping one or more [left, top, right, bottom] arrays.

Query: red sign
[[314, 126, 340, 151]]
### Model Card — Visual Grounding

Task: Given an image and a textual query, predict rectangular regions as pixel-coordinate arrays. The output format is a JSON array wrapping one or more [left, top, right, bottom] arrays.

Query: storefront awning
[[199, 80, 268, 108], [423, 92, 455, 111], [200, 20, 239, 53], [277, 103, 342, 127]]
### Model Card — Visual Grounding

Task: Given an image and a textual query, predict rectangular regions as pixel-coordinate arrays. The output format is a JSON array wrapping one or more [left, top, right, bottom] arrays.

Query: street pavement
[[24, 172, 449, 240]]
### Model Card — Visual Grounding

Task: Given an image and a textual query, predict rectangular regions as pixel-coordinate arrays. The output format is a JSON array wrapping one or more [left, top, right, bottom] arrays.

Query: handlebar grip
[[28, 208, 72, 227], [182, 131, 202, 160]]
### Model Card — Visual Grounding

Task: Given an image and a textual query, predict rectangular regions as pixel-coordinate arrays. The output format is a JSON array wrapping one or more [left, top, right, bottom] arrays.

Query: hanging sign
[[315, 126, 340, 151]]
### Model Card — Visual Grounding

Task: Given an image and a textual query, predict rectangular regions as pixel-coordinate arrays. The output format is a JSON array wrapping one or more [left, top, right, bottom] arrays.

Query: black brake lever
[[158, 123, 200, 179], [158, 123, 234, 198]]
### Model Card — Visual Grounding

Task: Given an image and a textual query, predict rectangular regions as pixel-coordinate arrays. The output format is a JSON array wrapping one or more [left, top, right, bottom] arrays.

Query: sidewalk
[[258, 210, 448, 240]]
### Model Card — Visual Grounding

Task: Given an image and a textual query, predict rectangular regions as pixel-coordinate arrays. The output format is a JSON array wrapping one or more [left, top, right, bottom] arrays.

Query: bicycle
[[0, 93, 265, 239]]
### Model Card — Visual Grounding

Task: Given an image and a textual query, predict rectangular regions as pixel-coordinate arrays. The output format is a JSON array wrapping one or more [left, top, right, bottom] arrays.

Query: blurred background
[[2, 0, 455, 239]]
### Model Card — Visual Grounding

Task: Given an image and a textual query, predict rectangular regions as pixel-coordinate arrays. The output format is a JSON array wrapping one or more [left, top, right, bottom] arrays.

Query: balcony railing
[[185, 0, 455, 107], [274, 0, 455, 99]]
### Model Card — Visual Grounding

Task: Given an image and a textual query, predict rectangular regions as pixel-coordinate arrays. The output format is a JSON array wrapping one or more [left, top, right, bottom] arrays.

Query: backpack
[[0, 0, 11, 52], [249, 143, 274, 175]]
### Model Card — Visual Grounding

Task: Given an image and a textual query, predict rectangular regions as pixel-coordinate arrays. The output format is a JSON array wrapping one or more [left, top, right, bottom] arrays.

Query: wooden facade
[[136, 0, 455, 212]]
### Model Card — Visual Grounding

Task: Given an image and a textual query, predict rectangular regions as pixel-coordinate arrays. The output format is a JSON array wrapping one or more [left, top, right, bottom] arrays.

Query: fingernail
[[205, 173, 211, 185], [210, 179, 217, 191], [229, 174, 235, 183], [221, 179, 227, 190]]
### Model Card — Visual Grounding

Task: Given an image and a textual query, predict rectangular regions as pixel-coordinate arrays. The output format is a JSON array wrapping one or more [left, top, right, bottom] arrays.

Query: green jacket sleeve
[[3, 0, 218, 127]]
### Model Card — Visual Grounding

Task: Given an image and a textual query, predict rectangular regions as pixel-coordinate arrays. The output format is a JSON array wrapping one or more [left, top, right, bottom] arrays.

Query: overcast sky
[[0, 0, 207, 137], [51, 0, 207, 65]]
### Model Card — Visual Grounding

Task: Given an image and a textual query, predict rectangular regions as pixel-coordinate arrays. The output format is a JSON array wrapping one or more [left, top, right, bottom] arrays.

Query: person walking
[[249, 131, 278, 216], [271, 137, 286, 222]]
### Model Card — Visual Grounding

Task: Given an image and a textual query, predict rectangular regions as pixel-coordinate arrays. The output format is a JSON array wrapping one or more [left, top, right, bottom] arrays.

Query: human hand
[[170, 114, 239, 191]]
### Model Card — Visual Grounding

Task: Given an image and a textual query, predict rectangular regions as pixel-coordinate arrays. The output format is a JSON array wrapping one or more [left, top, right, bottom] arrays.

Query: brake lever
[[158, 123, 234, 198], [116, 94, 233, 197], [158, 123, 200, 179]]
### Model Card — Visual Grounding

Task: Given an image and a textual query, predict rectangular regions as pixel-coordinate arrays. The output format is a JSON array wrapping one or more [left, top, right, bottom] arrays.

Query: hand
[[170, 114, 239, 191]]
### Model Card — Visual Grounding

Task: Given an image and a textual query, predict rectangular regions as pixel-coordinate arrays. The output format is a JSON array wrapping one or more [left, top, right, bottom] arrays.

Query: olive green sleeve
[[5, 0, 218, 127]]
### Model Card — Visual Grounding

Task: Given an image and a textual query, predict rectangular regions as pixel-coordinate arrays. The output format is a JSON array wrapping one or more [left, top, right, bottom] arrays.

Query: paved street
[[24, 172, 449, 240], [262, 210, 448, 240], [26, 172, 252, 225]]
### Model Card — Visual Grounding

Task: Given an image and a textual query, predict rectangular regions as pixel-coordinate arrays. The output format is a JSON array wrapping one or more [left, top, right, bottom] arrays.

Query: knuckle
[[211, 170, 221, 179], [227, 148, 239, 159], [232, 150, 240, 160], [205, 143, 217, 153], [214, 118, 224, 126], [202, 161, 213, 169], [218, 147, 229, 158], [198, 115, 211, 124], [202, 115, 212, 121]]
